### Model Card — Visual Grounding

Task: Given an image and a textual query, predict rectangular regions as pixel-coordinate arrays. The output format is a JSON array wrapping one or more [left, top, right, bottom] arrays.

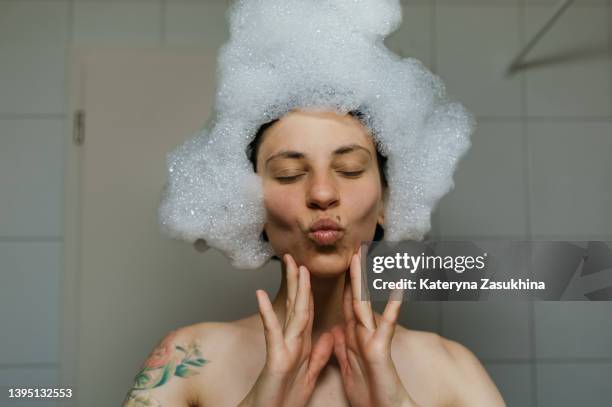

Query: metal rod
[[507, 0, 575, 74]]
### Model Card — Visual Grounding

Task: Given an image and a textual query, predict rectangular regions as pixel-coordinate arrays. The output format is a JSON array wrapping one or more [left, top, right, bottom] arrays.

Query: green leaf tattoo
[[122, 331, 210, 406]]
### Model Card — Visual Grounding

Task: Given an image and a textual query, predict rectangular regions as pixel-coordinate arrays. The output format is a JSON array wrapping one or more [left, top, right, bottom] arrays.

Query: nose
[[306, 171, 339, 210]]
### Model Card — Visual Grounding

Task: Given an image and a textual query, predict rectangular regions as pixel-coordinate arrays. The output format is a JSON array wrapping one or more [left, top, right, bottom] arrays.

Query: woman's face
[[256, 109, 386, 277]]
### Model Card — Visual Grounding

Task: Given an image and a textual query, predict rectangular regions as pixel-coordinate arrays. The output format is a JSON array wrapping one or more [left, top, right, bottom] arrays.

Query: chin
[[304, 250, 351, 277]]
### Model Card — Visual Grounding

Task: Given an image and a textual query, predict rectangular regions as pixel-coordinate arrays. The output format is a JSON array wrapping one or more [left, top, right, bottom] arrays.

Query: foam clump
[[158, 0, 476, 269]]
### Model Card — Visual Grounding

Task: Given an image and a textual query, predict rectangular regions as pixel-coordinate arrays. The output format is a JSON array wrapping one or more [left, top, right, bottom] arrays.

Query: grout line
[[431, 0, 438, 75], [608, 0, 612, 121], [475, 115, 612, 121], [528, 302, 538, 407], [61, 5, 74, 404], [0, 0, 173, 2], [160, 0, 166, 45], [483, 357, 612, 364], [68, 0, 74, 45], [434, 234, 612, 240], [0, 114, 612, 122], [0, 363, 59, 369], [430, 0, 441, 242], [2, 114, 607, 122], [433, 0, 605, 6], [430, 0, 444, 336], [0, 236, 63, 243], [0, 114, 67, 120], [520, 1, 539, 406], [0, 0, 605, 4]]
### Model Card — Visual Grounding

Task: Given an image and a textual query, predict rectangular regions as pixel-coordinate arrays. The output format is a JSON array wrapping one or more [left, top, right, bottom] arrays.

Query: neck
[[270, 262, 347, 340]]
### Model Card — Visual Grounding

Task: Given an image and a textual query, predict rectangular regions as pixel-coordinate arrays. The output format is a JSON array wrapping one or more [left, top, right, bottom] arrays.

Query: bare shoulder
[[122, 326, 205, 407], [177, 318, 263, 405], [185, 316, 262, 356], [391, 325, 506, 406], [123, 318, 259, 407]]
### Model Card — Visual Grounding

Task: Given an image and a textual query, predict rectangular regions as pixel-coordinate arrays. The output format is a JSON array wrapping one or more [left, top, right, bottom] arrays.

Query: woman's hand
[[331, 247, 420, 407], [238, 254, 335, 407]]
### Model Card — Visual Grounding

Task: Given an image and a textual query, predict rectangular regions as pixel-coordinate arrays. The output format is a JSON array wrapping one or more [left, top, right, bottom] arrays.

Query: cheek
[[342, 182, 382, 244], [263, 185, 300, 230], [344, 180, 382, 223]]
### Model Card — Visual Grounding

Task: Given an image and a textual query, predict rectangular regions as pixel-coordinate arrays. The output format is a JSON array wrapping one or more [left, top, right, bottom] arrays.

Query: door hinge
[[73, 109, 85, 145]]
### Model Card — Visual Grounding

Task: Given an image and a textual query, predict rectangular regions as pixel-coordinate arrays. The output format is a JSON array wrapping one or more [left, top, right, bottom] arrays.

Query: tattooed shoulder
[[123, 389, 163, 407], [122, 329, 210, 406]]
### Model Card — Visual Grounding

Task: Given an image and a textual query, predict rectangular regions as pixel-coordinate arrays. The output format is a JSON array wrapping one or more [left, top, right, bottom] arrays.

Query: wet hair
[[246, 110, 387, 261]]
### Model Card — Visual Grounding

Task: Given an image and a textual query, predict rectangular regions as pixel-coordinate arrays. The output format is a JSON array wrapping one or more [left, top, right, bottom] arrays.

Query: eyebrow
[[265, 143, 372, 169]]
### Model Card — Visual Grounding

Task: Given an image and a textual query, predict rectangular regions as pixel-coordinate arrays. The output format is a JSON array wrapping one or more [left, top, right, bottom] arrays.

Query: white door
[[62, 49, 280, 407]]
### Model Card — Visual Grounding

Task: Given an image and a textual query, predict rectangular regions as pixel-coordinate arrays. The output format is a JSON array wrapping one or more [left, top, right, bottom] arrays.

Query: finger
[[286, 266, 311, 339], [374, 288, 404, 346], [284, 254, 299, 327], [334, 323, 365, 377], [350, 248, 376, 330], [307, 332, 334, 382], [342, 279, 359, 351], [331, 325, 350, 376], [255, 290, 283, 350], [304, 288, 314, 350]]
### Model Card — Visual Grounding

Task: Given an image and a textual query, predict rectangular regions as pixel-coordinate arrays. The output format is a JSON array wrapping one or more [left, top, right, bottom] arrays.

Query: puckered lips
[[308, 218, 345, 246]]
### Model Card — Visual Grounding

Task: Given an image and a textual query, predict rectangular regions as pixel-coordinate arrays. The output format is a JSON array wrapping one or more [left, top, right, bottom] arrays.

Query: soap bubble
[[158, 0, 475, 269]]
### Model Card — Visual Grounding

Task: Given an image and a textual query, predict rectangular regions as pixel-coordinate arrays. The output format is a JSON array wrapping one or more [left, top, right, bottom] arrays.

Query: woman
[[122, 108, 505, 406], [123, 0, 506, 404]]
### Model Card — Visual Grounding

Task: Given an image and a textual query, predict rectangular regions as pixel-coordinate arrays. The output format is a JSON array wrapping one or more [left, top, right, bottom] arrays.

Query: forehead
[[257, 109, 376, 156]]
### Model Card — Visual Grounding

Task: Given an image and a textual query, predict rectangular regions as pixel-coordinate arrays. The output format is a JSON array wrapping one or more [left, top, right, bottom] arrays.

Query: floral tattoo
[[122, 330, 209, 406]]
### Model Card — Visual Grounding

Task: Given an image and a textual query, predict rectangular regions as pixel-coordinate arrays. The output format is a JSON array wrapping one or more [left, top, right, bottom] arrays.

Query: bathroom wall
[[0, 0, 610, 406]]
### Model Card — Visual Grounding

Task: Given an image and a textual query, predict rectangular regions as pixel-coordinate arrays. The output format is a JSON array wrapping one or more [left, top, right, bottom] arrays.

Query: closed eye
[[340, 170, 365, 177], [274, 170, 365, 182], [275, 174, 304, 182]]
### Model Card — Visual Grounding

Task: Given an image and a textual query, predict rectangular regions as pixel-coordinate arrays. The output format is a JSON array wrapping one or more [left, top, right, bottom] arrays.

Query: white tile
[[535, 302, 612, 358], [0, 119, 65, 237], [0, 367, 59, 407], [436, 5, 522, 117], [0, 242, 61, 364], [437, 121, 529, 238], [441, 302, 532, 359], [436, 0, 604, 3], [436, 0, 520, 3], [384, 4, 432, 68], [529, 0, 607, 4], [483, 363, 532, 407], [537, 363, 612, 407], [528, 121, 612, 238], [73, 2, 162, 46], [0, 400, 58, 407], [164, 2, 230, 49], [0, 2, 68, 115], [525, 5, 611, 117]]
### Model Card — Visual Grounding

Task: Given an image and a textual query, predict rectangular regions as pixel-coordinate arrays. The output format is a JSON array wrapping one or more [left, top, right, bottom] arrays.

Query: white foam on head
[[158, 0, 476, 269]]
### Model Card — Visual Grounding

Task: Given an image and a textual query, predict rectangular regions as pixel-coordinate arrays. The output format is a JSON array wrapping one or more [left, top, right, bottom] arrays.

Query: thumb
[[306, 332, 334, 381]]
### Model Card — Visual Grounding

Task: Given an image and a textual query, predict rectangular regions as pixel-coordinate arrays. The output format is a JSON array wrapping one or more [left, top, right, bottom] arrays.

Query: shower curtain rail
[[507, 0, 575, 74]]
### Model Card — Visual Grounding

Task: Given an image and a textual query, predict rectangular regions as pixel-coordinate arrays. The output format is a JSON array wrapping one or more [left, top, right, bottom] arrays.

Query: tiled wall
[[0, 0, 610, 406]]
